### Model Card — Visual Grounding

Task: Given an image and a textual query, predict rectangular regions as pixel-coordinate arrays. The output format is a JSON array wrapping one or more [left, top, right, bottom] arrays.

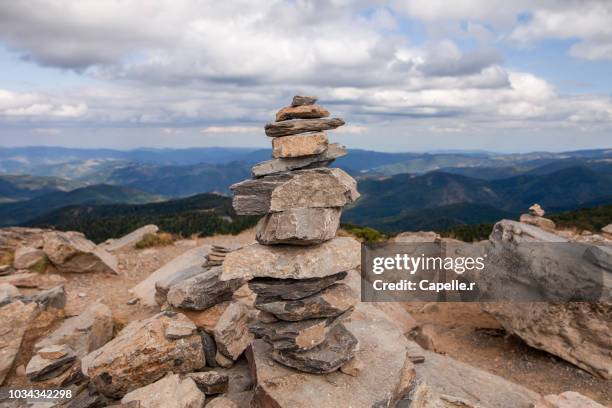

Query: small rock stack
[[221, 95, 362, 374], [519, 203, 556, 231], [205, 245, 231, 267]]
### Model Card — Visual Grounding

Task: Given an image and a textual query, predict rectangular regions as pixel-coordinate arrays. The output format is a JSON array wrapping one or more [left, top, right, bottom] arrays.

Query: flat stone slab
[[264, 118, 345, 137], [255, 207, 341, 245], [231, 167, 359, 216], [100, 224, 158, 252], [221, 237, 360, 281], [272, 132, 328, 158], [249, 272, 347, 301], [291, 95, 317, 106], [251, 143, 346, 178], [167, 266, 243, 311], [247, 303, 415, 408], [276, 105, 329, 122]]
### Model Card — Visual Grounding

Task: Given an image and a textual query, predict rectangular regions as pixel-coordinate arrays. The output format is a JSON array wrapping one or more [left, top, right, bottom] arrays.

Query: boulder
[[249, 272, 347, 301], [181, 301, 230, 333], [272, 324, 358, 373], [101, 225, 159, 252], [206, 397, 239, 408], [213, 301, 254, 361], [251, 143, 347, 177], [255, 207, 341, 245], [155, 265, 205, 306], [81, 312, 204, 398], [271, 132, 328, 158], [121, 373, 205, 408], [231, 168, 359, 215], [250, 310, 350, 351], [26, 345, 77, 382], [265, 118, 345, 137], [519, 213, 556, 230], [247, 303, 415, 408], [13, 245, 47, 270], [35, 302, 113, 358], [187, 371, 229, 394], [255, 283, 356, 321], [276, 104, 329, 122], [167, 266, 244, 311], [0, 300, 38, 384], [533, 391, 605, 408], [42, 231, 118, 274], [131, 244, 211, 306], [221, 237, 360, 281], [398, 341, 540, 407], [601, 223, 612, 235], [291, 95, 317, 106]]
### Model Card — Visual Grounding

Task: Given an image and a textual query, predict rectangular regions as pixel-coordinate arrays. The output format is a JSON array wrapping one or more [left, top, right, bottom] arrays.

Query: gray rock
[[187, 371, 228, 394], [26, 347, 77, 381], [167, 266, 244, 311], [165, 319, 196, 339], [271, 132, 328, 158], [231, 167, 359, 216], [121, 373, 205, 408], [213, 301, 253, 361], [42, 231, 118, 274], [533, 391, 606, 408], [199, 330, 217, 367], [276, 104, 329, 121], [39, 344, 70, 359], [255, 207, 341, 245], [206, 397, 239, 408], [0, 300, 38, 384], [519, 213, 556, 230], [81, 312, 204, 398], [100, 224, 159, 252], [265, 118, 345, 137], [0, 283, 19, 306], [271, 324, 358, 374], [221, 237, 360, 281], [155, 264, 205, 306], [251, 143, 347, 177], [248, 272, 347, 301], [13, 245, 47, 270], [35, 302, 113, 358], [255, 283, 357, 321], [602, 223, 612, 235], [250, 310, 350, 351], [291, 95, 317, 106], [22, 284, 66, 310]]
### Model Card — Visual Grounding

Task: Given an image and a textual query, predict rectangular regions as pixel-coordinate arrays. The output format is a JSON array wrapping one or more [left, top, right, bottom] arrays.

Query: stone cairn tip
[[228, 95, 360, 373]]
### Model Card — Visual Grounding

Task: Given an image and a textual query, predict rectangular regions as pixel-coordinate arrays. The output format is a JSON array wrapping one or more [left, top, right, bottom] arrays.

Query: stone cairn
[[220, 95, 362, 374]]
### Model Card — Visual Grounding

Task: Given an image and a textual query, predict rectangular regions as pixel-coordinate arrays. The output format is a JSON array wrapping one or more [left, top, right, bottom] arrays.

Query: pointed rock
[[221, 237, 360, 281], [255, 207, 341, 245], [249, 272, 347, 301], [272, 132, 328, 158], [291, 95, 317, 106], [251, 143, 347, 177], [231, 167, 359, 215], [265, 118, 345, 137], [256, 283, 356, 321], [187, 371, 229, 395], [213, 301, 254, 361]]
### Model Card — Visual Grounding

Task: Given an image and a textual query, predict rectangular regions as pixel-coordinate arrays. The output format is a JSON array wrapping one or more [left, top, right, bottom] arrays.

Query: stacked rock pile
[[205, 245, 231, 267], [519, 203, 556, 230], [221, 95, 362, 374]]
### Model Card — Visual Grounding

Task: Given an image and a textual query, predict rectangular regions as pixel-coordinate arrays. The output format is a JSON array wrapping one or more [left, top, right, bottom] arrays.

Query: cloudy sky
[[0, 0, 611, 152]]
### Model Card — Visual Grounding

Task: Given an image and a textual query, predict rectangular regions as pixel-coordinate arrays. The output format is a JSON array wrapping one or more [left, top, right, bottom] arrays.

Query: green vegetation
[[26, 193, 259, 243], [135, 232, 176, 249], [439, 223, 494, 242], [549, 204, 612, 233], [341, 224, 388, 243]]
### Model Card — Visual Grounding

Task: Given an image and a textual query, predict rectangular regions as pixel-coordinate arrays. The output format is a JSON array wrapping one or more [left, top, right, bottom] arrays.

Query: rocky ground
[[0, 216, 610, 407]]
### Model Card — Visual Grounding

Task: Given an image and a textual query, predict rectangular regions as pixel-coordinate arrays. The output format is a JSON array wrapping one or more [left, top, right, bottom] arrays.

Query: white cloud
[[201, 126, 259, 134]]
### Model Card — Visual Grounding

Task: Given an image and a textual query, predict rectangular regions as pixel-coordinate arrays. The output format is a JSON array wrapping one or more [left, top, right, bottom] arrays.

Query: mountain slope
[[0, 174, 83, 202], [0, 184, 161, 226]]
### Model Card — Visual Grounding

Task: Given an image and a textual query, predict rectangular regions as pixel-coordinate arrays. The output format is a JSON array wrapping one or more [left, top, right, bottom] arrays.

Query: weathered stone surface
[[0, 300, 38, 384], [534, 391, 606, 408], [0, 271, 66, 289], [26, 346, 76, 381], [291, 95, 317, 107], [165, 318, 196, 339], [481, 220, 611, 379], [272, 324, 358, 373], [216, 351, 234, 368], [251, 143, 347, 177], [256, 283, 356, 321], [340, 356, 364, 377], [0, 283, 19, 306], [24, 284, 67, 310], [39, 344, 70, 360], [255, 207, 341, 245], [199, 330, 218, 367], [101, 224, 159, 252], [265, 118, 344, 137], [214, 301, 254, 361], [249, 272, 347, 301], [187, 371, 228, 394], [231, 167, 359, 215], [206, 397, 239, 408], [250, 310, 350, 351], [392, 231, 441, 243], [167, 266, 244, 311], [529, 203, 545, 217], [602, 223, 612, 235], [247, 303, 415, 408], [276, 104, 329, 122], [271, 132, 328, 158], [222, 237, 360, 281], [82, 312, 205, 398], [182, 301, 229, 333], [42, 231, 118, 274], [13, 245, 47, 270], [131, 244, 211, 306], [155, 265, 205, 305], [121, 373, 205, 408], [35, 302, 113, 358], [520, 213, 556, 230], [398, 340, 540, 408]]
